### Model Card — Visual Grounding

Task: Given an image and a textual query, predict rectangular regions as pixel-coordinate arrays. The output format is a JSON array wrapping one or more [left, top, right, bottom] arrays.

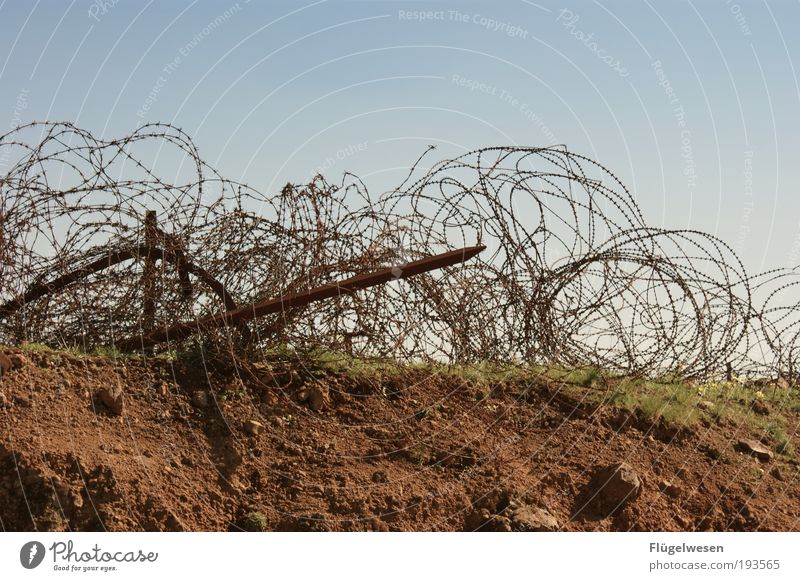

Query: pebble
[[191, 391, 209, 408], [510, 505, 560, 531], [297, 385, 327, 412], [98, 385, 124, 415], [8, 353, 28, 369], [659, 479, 681, 498], [736, 439, 773, 462], [244, 419, 264, 436], [0, 352, 11, 377], [586, 462, 642, 517]]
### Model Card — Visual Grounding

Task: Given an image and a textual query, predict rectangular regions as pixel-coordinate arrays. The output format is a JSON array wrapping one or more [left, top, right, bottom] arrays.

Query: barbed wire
[[0, 122, 796, 380]]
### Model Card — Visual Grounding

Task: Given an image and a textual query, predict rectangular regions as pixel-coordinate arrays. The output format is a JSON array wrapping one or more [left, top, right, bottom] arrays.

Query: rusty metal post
[[141, 210, 158, 333], [119, 244, 485, 351]]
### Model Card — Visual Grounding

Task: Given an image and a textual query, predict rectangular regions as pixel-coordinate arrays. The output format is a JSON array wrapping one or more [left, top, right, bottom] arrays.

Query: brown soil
[[1, 348, 799, 531]]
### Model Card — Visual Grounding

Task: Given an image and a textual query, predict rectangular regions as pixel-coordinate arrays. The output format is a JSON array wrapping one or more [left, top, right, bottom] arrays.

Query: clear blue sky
[[1, 0, 798, 274]]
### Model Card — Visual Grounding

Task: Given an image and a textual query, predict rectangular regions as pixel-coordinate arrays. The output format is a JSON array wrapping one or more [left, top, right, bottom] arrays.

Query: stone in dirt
[[192, 390, 209, 408], [98, 385, 124, 415], [659, 479, 681, 498], [464, 508, 513, 532], [586, 462, 642, 517], [297, 385, 327, 411], [510, 505, 559, 531], [736, 439, 773, 462], [244, 419, 264, 436], [7, 353, 27, 369], [0, 353, 11, 378]]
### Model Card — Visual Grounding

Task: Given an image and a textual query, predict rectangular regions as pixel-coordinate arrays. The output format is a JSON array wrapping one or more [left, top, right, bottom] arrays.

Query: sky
[[1, 0, 799, 275]]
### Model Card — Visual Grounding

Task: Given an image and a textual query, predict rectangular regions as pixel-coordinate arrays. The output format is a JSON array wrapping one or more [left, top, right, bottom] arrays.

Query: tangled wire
[[0, 122, 797, 380]]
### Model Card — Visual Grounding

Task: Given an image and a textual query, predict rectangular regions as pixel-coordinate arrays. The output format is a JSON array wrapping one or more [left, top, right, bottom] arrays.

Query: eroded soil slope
[[1, 347, 799, 531]]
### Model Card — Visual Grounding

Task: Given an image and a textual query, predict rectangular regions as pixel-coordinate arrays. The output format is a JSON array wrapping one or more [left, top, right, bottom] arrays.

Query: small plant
[[92, 345, 125, 359], [240, 511, 269, 532], [407, 444, 432, 466], [20, 342, 53, 352], [562, 367, 601, 387], [767, 423, 795, 457]]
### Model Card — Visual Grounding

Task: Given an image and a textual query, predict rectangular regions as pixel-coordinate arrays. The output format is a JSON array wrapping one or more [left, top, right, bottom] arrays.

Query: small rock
[[191, 391, 209, 408], [586, 462, 642, 517], [164, 509, 185, 531], [297, 385, 328, 411], [464, 508, 493, 531], [244, 419, 264, 436], [493, 516, 513, 532], [659, 479, 681, 498], [98, 385, 124, 415], [0, 353, 11, 377], [13, 394, 32, 408], [7, 353, 27, 369], [510, 505, 559, 531], [736, 439, 773, 462], [307, 388, 326, 411]]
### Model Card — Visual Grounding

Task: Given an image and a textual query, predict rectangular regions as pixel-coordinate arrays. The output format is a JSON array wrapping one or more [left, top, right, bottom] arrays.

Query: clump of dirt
[[1, 346, 799, 531]]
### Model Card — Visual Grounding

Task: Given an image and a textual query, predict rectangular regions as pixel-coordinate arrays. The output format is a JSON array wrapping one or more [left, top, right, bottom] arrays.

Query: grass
[[604, 376, 701, 426], [19, 341, 129, 360], [8, 341, 799, 456], [766, 423, 796, 456], [285, 350, 800, 455]]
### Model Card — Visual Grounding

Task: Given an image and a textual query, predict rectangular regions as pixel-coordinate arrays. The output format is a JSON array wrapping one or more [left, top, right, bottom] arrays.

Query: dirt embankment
[[1, 347, 799, 531]]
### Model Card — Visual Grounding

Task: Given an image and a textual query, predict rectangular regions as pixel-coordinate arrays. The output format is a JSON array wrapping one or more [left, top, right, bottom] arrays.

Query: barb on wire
[[0, 123, 797, 380]]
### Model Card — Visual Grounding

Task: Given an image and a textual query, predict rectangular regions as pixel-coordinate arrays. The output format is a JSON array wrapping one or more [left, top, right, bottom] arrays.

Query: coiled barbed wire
[[0, 122, 796, 380]]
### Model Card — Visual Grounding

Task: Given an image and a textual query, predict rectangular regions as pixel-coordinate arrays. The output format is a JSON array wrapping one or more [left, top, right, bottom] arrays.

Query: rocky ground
[[1, 345, 799, 531]]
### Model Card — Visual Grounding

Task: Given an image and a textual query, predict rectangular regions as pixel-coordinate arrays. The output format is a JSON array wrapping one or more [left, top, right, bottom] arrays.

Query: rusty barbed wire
[[0, 122, 796, 380]]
